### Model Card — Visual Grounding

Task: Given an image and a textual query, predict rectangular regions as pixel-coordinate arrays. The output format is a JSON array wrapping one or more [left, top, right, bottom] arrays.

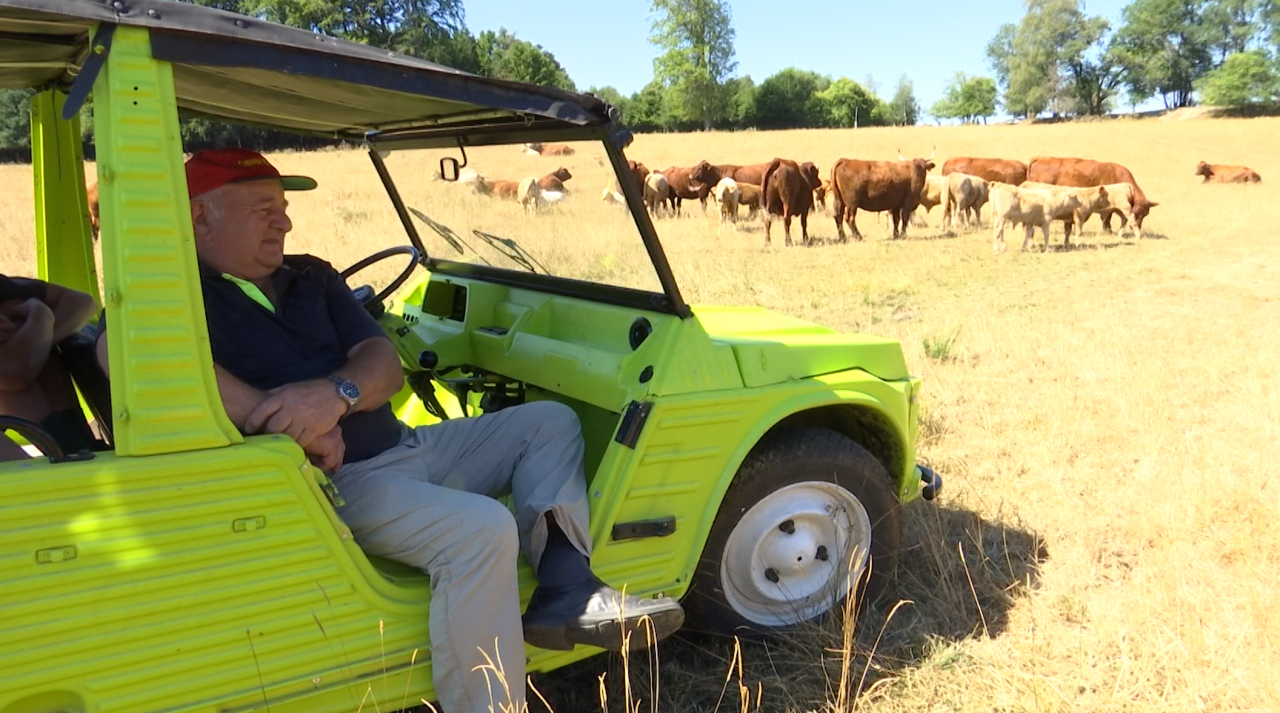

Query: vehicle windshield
[[381, 140, 664, 294]]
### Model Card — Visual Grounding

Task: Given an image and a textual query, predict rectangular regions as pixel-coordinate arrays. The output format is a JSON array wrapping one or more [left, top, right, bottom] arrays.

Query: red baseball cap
[[184, 147, 317, 199]]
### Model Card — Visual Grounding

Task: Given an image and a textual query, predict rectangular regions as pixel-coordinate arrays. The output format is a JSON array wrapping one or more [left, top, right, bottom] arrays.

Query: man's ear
[[190, 200, 209, 240]]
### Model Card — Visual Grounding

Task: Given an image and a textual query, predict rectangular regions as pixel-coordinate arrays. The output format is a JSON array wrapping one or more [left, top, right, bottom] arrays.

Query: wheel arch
[[679, 387, 910, 582]]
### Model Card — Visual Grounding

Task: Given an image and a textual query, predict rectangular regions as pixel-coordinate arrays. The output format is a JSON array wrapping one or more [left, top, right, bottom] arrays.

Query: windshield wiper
[[471, 230, 549, 275], [408, 207, 490, 265]]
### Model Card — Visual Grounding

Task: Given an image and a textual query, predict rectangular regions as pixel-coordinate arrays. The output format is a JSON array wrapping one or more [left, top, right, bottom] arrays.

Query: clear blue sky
[[466, 0, 1143, 116]]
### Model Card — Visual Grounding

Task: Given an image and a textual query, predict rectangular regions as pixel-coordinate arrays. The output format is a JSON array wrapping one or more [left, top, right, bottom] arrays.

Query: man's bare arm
[[333, 336, 404, 413], [42, 283, 98, 343], [0, 300, 55, 390]]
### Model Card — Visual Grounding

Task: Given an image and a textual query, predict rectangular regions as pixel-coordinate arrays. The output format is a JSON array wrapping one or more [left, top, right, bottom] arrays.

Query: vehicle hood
[[694, 306, 909, 387]]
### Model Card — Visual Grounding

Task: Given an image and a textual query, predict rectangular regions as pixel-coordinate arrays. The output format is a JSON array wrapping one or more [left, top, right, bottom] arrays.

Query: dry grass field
[[2, 116, 1279, 712]]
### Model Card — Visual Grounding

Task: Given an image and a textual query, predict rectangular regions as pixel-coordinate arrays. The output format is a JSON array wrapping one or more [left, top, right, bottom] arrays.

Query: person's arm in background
[[40, 282, 97, 342], [0, 299, 55, 391]]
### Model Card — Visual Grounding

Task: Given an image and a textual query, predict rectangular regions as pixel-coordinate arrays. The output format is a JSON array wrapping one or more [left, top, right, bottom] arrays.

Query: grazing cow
[[1195, 161, 1261, 184], [830, 155, 935, 241], [942, 157, 1028, 186], [522, 142, 575, 157], [539, 167, 573, 193], [1026, 156, 1156, 237], [714, 178, 741, 234], [660, 165, 710, 215], [761, 159, 821, 246], [643, 172, 670, 216], [813, 179, 832, 212], [1018, 182, 1113, 246], [517, 177, 543, 214], [87, 181, 100, 241], [941, 173, 990, 230], [990, 182, 1084, 253], [737, 183, 762, 219]]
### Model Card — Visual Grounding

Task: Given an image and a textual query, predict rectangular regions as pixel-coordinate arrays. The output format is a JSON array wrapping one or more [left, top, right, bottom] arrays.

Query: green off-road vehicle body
[[0, 2, 939, 711]]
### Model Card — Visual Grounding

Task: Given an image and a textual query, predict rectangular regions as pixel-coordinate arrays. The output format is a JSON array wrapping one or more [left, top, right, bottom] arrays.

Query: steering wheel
[[341, 245, 421, 305]]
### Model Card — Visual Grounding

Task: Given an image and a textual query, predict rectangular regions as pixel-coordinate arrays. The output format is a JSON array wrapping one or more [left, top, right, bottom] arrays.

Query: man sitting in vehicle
[[94, 148, 685, 712], [0, 274, 99, 460]]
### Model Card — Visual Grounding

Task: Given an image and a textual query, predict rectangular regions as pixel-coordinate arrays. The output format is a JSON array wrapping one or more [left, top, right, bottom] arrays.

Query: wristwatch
[[328, 375, 361, 414]]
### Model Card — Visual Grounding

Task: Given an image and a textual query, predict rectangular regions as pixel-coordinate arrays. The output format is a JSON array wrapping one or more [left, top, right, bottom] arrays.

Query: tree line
[[3, 0, 1279, 155], [987, 0, 1280, 118]]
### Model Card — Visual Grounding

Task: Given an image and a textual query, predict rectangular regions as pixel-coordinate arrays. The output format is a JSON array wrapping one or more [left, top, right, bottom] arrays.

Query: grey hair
[[193, 185, 228, 221]]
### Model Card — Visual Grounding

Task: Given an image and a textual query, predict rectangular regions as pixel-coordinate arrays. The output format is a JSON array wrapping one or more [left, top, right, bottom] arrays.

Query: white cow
[[942, 172, 990, 230], [990, 182, 1084, 253], [643, 172, 670, 217], [517, 177, 543, 215], [714, 177, 741, 233]]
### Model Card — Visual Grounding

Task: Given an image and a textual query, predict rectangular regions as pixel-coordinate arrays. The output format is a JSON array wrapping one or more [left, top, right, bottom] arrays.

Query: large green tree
[[1110, 0, 1215, 108], [753, 68, 830, 129], [1198, 49, 1280, 104], [649, 0, 737, 130], [888, 75, 921, 126], [931, 73, 999, 123], [476, 29, 576, 90], [988, 0, 1119, 117], [815, 77, 883, 128]]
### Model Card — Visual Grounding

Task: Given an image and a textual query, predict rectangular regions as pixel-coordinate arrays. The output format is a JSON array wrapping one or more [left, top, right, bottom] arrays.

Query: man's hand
[[305, 426, 345, 474], [1, 298, 52, 325], [244, 379, 348, 448]]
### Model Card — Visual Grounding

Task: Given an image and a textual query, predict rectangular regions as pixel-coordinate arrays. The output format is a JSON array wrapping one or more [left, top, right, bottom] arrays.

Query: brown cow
[[813, 179, 832, 212], [1026, 157, 1157, 236], [831, 156, 935, 241], [660, 165, 710, 215], [761, 159, 822, 246], [689, 161, 774, 192], [737, 183, 762, 219], [87, 181, 100, 241], [538, 167, 573, 193], [1195, 161, 1261, 184], [522, 142, 575, 157], [942, 157, 1028, 186], [472, 177, 520, 199]]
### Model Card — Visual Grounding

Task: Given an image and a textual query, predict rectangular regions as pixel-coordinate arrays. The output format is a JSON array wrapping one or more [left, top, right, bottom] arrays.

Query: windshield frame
[[368, 126, 691, 318]]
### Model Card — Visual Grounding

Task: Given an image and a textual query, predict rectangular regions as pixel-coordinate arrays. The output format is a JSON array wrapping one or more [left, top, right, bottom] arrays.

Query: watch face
[[338, 380, 360, 400]]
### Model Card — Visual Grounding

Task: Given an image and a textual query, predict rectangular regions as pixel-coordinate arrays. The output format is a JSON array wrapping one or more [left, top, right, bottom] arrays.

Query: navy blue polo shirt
[[198, 255, 403, 464]]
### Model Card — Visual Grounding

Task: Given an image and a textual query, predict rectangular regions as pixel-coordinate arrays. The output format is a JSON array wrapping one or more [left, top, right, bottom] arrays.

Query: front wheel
[[684, 426, 902, 635]]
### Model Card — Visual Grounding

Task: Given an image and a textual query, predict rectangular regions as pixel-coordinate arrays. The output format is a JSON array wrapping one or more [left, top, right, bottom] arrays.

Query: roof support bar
[[368, 148, 429, 261], [603, 137, 690, 319], [62, 22, 114, 119]]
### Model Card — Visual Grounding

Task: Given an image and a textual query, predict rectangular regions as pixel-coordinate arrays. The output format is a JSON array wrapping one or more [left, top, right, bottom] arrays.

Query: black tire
[[683, 426, 902, 636]]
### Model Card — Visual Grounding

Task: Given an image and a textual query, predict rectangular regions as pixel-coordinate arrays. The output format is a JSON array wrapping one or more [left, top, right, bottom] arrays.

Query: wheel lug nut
[[815, 545, 829, 562], [764, 568, 780, 583], [778, 519, 795, 534]]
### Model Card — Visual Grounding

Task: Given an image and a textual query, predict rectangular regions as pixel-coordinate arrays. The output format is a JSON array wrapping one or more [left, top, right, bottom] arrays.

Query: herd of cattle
[[452, 142, 1265, 254]]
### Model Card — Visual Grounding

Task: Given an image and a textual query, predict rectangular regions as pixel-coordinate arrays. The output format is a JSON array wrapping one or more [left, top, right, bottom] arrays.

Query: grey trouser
[[333, 400, 592, 713]]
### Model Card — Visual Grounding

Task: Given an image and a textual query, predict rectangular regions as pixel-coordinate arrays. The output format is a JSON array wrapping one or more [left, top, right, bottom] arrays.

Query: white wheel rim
[[719, 481, 872, 627]]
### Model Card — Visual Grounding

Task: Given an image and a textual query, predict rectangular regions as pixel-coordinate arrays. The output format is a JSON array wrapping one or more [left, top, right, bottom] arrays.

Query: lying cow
[[1195, 161, 1261, 184], [522, 142, 575, 157], [990, 182, 1084, 253], [539, 167, 573, 193], [762, 159, 821, 246]]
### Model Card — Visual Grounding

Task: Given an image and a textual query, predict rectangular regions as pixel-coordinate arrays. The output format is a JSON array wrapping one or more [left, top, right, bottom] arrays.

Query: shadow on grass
[[530, 500, 1046, 712]]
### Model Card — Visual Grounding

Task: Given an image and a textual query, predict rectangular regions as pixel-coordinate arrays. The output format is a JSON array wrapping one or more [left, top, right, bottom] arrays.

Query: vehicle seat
[[57, 323, 112, 446]]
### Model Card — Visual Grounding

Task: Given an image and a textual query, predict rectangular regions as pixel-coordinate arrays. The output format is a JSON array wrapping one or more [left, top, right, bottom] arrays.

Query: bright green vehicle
[[0, 1, 940, 711]]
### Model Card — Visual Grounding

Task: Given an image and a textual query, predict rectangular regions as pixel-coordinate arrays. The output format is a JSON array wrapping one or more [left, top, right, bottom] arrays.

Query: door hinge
[[36, 545, 77, 564], [232, 516, 267, 532], [615, 401, 652, 449]]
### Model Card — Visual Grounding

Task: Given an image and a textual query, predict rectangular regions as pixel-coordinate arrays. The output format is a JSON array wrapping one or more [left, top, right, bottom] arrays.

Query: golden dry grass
[[3, 116, 1280, 712]]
